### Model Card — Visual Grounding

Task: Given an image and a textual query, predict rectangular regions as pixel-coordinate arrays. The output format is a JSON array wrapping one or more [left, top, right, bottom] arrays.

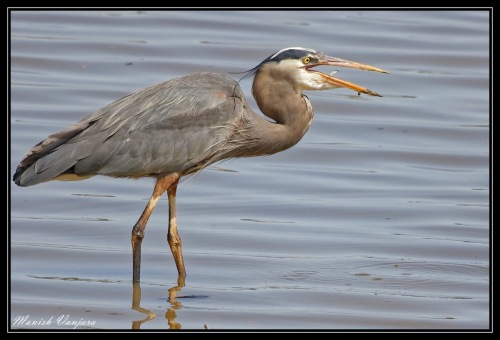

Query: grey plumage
[[14, 73, 250, 185]]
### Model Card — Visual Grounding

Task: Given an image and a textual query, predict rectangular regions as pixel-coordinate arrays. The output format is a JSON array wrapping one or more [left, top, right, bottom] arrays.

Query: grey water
[[10, 10, 489, 329]]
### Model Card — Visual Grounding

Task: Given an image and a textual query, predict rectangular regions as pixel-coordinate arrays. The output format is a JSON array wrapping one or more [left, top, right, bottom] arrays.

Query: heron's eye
[[303, 57, 311, 64]]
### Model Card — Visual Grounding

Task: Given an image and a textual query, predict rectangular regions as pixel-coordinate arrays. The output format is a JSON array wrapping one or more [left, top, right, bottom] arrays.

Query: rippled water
[[10, 10, 489, 330]]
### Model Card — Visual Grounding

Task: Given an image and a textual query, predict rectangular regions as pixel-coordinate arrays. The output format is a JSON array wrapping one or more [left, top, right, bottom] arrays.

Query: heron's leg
[[167, 177, 186, 277], [131, 172, 181, 282]]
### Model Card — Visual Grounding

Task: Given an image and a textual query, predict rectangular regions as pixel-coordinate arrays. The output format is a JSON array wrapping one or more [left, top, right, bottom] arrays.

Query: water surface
[[10, 10, 489, 330]]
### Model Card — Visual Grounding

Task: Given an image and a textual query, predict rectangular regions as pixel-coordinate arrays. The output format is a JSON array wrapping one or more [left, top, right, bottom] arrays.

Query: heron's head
[[246, 47, 388, 96]]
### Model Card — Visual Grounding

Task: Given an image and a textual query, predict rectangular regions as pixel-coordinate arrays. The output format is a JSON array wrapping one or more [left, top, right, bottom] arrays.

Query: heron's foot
[[177, 275, 186, 287]]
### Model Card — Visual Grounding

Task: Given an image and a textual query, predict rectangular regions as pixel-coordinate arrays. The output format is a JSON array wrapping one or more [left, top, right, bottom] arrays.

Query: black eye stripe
[[271, 49, 312, 62], [235, 48, 323, 82]]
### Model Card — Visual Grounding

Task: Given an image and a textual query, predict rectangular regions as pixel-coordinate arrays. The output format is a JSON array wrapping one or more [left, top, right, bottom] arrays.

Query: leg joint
[[132, 224, 145, 240], [168, 234, 182, 246]]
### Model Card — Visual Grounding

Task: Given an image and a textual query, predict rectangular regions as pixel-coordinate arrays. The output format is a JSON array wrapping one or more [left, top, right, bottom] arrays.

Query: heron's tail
[[13, 121, 92, 187]]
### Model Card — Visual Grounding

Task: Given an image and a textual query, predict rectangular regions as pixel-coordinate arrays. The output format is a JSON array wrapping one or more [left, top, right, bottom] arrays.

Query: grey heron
[[13, 47, 388, 282]]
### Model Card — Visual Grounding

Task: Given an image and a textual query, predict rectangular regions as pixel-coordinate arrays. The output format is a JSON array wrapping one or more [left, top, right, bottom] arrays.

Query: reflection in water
[[165, 275, 185, 329], [131, 282, 157, 329], [131, 276, 185, 329]]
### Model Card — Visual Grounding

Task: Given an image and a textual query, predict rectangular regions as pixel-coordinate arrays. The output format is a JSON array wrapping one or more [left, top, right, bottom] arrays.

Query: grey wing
[[14, 72, 246, 186]]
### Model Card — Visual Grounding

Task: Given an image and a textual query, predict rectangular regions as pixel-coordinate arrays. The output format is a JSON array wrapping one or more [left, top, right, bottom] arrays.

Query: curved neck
[[248, 68, 314, 155]]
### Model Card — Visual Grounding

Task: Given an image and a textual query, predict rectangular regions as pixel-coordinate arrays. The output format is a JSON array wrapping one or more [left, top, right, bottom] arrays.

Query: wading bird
[[13, 47, 388, 282]]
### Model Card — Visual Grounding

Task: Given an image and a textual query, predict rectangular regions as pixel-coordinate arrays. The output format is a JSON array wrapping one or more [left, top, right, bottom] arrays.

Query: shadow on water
[[131, 276, 185, 329]]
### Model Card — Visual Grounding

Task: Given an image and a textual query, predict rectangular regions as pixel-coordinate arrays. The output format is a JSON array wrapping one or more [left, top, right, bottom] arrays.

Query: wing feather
[[14, 73, 246, 186]]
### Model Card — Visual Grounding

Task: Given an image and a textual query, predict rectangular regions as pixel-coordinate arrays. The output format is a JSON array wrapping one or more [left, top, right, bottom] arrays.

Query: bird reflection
[[131, 276, 185, 329], [131, 282, 157, 329], [165, 276, 185, 329]]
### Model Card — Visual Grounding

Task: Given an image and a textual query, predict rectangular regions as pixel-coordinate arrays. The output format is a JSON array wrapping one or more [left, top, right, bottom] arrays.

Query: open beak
[[306, 56, 388, 97]]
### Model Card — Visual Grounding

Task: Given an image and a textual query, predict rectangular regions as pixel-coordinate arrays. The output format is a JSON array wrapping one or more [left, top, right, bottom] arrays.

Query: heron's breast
[[302, 95, 314, 128]]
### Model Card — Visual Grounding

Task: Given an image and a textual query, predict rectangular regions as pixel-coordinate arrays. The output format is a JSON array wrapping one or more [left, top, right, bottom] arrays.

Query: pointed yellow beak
[[307, 56, 388, 97]]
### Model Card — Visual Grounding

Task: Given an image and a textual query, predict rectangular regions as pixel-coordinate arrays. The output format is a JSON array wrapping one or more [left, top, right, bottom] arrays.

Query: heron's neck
[[250, 72, 314, 155]]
